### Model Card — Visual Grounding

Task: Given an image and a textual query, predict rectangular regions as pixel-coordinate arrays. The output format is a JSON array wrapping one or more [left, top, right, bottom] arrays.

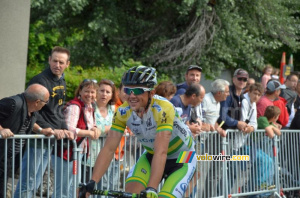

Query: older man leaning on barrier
[[0, 84, 53, 198], [198, 79, 230, 197]]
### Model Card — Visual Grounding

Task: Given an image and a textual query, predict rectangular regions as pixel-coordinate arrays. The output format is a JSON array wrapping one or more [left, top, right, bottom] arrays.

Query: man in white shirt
[[198, 79, 230, 197], [202, 79, 230, 136]]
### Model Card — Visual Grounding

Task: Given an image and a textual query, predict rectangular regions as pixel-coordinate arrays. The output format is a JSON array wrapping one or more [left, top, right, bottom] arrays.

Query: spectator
[[175, 65, 202, 95], [280, 74, 298, 127], [198, 79, 229, 197], [293, 80, 300, 111], [154, 81, 176, 100], [170, 83, 205, 136], [15, 46, 74, 197], [234, 83, 264, 151], [242, 78, 255, 94], [0, 84, 51, 198], [53, 79, 101, 198], [261, 64, 273, 90], [258, 105, 281, 142], [202, 79, 230, 136], [256, 80, 286, 118], [253, 106, 281, 191], [271, 68, 280, 80], [217, 68, 249, 131], [84, 79, 120, 190]]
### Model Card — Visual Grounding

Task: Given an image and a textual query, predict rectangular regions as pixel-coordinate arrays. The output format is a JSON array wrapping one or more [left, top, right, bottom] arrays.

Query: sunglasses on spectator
[[101, 79, 114, 85], [124, 87, 153, 95], [83, 79, 98, 83], [237, 77, 248, 82]]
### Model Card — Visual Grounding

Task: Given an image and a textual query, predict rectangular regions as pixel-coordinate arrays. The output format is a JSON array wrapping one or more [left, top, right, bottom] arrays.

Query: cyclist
[[81, 66, 196, 198]]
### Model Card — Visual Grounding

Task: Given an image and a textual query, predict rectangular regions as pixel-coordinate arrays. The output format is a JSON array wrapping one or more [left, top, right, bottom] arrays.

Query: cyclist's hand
[[78, 180, 95, 198], [140, 187, 158, 198]]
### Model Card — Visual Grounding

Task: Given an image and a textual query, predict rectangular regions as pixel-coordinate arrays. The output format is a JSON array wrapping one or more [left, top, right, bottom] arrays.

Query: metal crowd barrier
[[225, 129, 281, 198], [277, 130, 300, 197], [2, 129, 300, 198], [0, 134, 78, 198]]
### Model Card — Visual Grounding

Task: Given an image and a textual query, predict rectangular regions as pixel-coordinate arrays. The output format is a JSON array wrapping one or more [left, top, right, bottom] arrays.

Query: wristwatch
[[37, 127, 43, 133]]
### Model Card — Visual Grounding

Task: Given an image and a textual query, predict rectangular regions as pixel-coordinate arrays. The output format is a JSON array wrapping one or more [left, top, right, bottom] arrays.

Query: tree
[[29, 0, 300, 80]]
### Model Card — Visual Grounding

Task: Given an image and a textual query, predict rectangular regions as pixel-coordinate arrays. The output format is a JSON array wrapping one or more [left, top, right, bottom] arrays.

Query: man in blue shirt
[[218, 68, 249, 131], [176, 65, 202, 95], [171, 83, 205, 136]]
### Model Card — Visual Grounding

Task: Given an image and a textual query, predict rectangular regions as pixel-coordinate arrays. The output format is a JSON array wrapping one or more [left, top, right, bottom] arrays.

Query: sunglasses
[[83, 79, 98, 83], [124, 87, 153, 95], [101, 79, 114, 85], [237, 77, 248, 82]]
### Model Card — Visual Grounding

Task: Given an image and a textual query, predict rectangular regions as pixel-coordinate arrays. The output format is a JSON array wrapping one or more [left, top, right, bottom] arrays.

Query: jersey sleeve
[[153, 100, 175, 133], [110, 103, 129, 133]]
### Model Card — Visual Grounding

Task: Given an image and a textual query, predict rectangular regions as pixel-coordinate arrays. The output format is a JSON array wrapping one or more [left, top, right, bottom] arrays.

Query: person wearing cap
[[217, 68, 249, 131], [175, 65, 202, 96], [256, 79, 286, 118]]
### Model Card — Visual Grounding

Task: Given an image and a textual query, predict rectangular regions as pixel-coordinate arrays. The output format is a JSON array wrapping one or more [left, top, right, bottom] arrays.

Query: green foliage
[[28, 0, 300, 82]]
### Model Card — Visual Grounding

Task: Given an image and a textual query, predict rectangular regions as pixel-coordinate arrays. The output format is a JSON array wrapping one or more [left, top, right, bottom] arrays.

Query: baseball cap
[[266, 80, 286, 92], [233, 68, 249, 78], [187, 65, 202, 73]]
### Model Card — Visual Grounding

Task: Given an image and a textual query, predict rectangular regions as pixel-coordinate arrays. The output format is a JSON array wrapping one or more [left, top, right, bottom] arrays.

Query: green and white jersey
[[111, 95, 194, 159]]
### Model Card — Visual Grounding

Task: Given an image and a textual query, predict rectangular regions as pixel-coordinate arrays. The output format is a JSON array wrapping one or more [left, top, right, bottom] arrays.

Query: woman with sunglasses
[[84, 79, 121, 190], [53, 79, 101, 198], [81, 66, 196, 198]]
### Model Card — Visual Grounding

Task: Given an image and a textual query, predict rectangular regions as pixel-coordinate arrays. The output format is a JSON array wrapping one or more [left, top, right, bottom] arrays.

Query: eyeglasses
[[83, 79, 98, 83], [124, 87, 153, 95], [237, 77, 248, 82], [39, 99, 49, 104]]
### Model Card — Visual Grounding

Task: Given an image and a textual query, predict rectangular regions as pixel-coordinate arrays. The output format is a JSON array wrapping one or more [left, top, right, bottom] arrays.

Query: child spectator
[[234, 83, 264, 151], [258, 106, 281, 138], [271, 68, 280, 80], [252, 106, 281, 191], [261, 64, 273, 90]]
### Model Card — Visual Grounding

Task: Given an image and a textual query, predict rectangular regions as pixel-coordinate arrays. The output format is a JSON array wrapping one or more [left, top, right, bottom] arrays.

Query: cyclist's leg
[[125, 152, 151, 193], [159, 156, 196, 198]]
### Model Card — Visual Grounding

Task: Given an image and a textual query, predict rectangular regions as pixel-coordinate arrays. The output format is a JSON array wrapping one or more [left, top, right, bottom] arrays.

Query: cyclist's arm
[[91, 130, 123, 183], [147, 130, 172, 189]]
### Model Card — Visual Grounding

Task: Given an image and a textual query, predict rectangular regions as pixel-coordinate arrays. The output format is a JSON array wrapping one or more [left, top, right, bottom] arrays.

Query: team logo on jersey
[[118, 106, 130, 116], [180, 183, 188, 192], [152, 102, 161, 112]]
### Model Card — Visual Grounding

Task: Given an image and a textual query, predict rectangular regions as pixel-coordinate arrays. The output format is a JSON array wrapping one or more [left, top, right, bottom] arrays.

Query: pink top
[[256, 95, 274, 118], [64, 102, 95, 152], [261, 74, 271, 90]]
